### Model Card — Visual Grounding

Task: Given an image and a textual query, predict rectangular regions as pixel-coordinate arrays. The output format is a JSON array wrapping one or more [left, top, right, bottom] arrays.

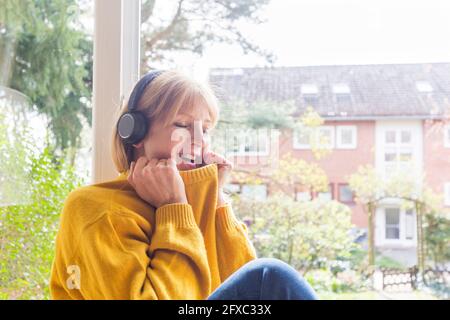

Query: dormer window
[[415, 81, 433, 93], [301, 84, 319, 107], [333, 83, 351, 104], [301, 84, 319, 95], [332, 83, 350, 94]]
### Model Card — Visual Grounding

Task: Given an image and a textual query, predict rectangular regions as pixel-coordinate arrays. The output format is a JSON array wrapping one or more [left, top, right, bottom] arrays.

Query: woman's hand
[[127, 156, 188, 208], [203, 149, 233, 207]]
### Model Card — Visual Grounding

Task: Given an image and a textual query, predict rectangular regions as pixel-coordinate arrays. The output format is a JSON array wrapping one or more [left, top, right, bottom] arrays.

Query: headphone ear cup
[[117, 111, 149, 145]]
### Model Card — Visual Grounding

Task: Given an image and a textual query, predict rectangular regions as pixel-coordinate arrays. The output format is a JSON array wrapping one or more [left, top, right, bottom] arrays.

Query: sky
[[176, 0, 450, 78], [82, 0, 450, 77]]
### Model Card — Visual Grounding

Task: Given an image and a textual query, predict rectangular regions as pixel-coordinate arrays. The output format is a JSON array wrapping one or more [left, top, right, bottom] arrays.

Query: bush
[[0, 113, 84, 299], [233, 193, 357, 276]]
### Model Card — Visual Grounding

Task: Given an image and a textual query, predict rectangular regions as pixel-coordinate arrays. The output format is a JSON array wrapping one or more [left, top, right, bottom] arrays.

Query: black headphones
[[117, 70, 164, 145]]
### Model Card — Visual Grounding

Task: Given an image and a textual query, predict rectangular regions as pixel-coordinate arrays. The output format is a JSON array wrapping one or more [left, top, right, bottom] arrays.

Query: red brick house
[[209, 63, 450, 266]]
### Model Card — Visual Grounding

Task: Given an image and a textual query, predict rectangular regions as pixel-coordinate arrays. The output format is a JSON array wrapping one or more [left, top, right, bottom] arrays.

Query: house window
[[241, 184, 267, 201], [445, 183, 450, 207], [293, 126, 335, 149], [226, 128, 269, 155], [335, 94, 351, 105], [303, 95, 319, 107], [382, 128, 414, 176], [224, 183, 241, 195], [301, 84, 319, 107], [405, 209, 414, 240], [336, 125, 357, 149], [444, 125, 450, 148], [385, 208, 400, 239], [415, 81, 433, 93], [338, 183, 354, 203], [317, 184, 333, 201], [333, 84, 351, 105], [296, 191, 312, 202], [332, 83, 350, 94], [301, 84, 319, 95]]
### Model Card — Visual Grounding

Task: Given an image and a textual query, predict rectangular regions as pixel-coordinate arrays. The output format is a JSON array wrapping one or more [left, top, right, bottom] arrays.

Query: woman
[[49, 70, 318, 300]]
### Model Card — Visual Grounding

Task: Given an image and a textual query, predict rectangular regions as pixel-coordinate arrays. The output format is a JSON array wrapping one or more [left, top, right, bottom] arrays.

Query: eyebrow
[[175, 113, 212, 124]]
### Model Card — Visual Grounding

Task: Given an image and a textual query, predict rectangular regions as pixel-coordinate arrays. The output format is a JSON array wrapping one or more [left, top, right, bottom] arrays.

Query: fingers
[[156, 159, 168, 168], [127, 161, 136, 186], [134, 156, 149, 175], [203, 150, 232, 168]]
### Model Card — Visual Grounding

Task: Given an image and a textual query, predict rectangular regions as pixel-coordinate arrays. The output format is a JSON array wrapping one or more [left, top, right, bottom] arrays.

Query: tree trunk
[[0, 33, 18, 87], [367, 202, 375, 267], [415, 202, 425, 273]]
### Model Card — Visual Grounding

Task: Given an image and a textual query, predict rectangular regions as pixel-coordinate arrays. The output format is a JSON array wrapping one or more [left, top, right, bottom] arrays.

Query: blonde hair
[[111, 70, 220, 174]]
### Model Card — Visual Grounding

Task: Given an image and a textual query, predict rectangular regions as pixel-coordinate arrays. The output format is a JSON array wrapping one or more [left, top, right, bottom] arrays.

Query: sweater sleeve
[[215, 204, 257, 282], [67, 203, 212, 300]]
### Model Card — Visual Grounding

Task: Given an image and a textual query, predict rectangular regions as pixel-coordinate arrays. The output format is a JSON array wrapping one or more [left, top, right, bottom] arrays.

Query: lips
[[177, 152, 203, 170]]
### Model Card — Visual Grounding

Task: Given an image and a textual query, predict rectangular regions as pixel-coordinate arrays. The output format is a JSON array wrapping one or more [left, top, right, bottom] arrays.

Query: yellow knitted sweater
[[49, 163, 257, 299]]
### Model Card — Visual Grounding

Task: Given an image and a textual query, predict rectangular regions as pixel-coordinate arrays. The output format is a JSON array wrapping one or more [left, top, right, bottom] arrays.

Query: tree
[[0, 0, 92, 160], [348, 165, 445, 272], [140, 0, 275, 72]]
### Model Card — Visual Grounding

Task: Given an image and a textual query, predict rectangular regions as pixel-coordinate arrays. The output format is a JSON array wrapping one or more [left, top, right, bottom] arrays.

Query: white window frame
[[92, 0, 141, 183], [444, 125, 450, 148], [375, 204, 417, 247], [336, 125, 357, 149], [293, 125, 335, 150], [376, 121, 422, 180], [225, 128, 270, 156], [384, 207, 401, 240], [444, 182, 450, 207]]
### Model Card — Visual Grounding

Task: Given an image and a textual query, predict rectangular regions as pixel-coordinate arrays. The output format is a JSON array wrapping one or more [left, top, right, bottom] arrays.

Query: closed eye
[[175, 122, 210, 134]]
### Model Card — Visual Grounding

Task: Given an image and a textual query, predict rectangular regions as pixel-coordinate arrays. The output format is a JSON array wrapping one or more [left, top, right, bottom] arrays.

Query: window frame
[[385, 208, 401, 240], [316, 183, 334, 201], [444, 125, 450, 148], [293, 125, 335, 150], [337, 183, 355, 204], [225, 128, 270, 156], [336, 125, 357, 149], [445, 182, 450, 207]]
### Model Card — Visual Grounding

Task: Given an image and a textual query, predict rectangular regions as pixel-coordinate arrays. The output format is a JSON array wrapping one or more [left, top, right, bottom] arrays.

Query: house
[[209, 63, 450, 267]]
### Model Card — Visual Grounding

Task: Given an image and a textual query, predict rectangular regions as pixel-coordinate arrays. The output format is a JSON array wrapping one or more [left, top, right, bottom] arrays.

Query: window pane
[[386, 227, 400, 239], [224, 183, 240, 194], [399, 152, 412, 162], [336, 94, 351, 105], [296, 191, 312, 202], [242, 184, 267, 200], [386, 208, 400, 224], [340, 128, 353, 145], [318, 127, 333, 148], [317, 191, 332, 201], [385, 131, 396, 144], [401, 130, 412, 144], [405, 210, 414, 240], [339, 184, 353, 202], [385, 152, 396, 162], [304, 95, 318, 107]]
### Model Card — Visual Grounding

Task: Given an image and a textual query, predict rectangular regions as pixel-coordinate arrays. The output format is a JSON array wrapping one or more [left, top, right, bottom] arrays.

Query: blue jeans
[[207, 258, 318, 300]]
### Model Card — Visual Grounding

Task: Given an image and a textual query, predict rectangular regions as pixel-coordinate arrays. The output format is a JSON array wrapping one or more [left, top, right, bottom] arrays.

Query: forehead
[[175, 99, 213, 123]]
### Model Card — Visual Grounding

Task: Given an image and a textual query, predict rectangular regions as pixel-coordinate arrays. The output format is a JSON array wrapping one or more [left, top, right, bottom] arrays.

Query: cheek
[[143, 129, 173, 159]]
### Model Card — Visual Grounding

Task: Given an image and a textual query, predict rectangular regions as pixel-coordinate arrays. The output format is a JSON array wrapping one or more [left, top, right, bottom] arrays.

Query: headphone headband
[[127, 70, 163, 111], [117, 70, 164, 145]]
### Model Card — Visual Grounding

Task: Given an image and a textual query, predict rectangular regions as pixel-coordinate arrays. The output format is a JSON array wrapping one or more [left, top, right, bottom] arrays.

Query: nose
[[192, 121, 205, 147]]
